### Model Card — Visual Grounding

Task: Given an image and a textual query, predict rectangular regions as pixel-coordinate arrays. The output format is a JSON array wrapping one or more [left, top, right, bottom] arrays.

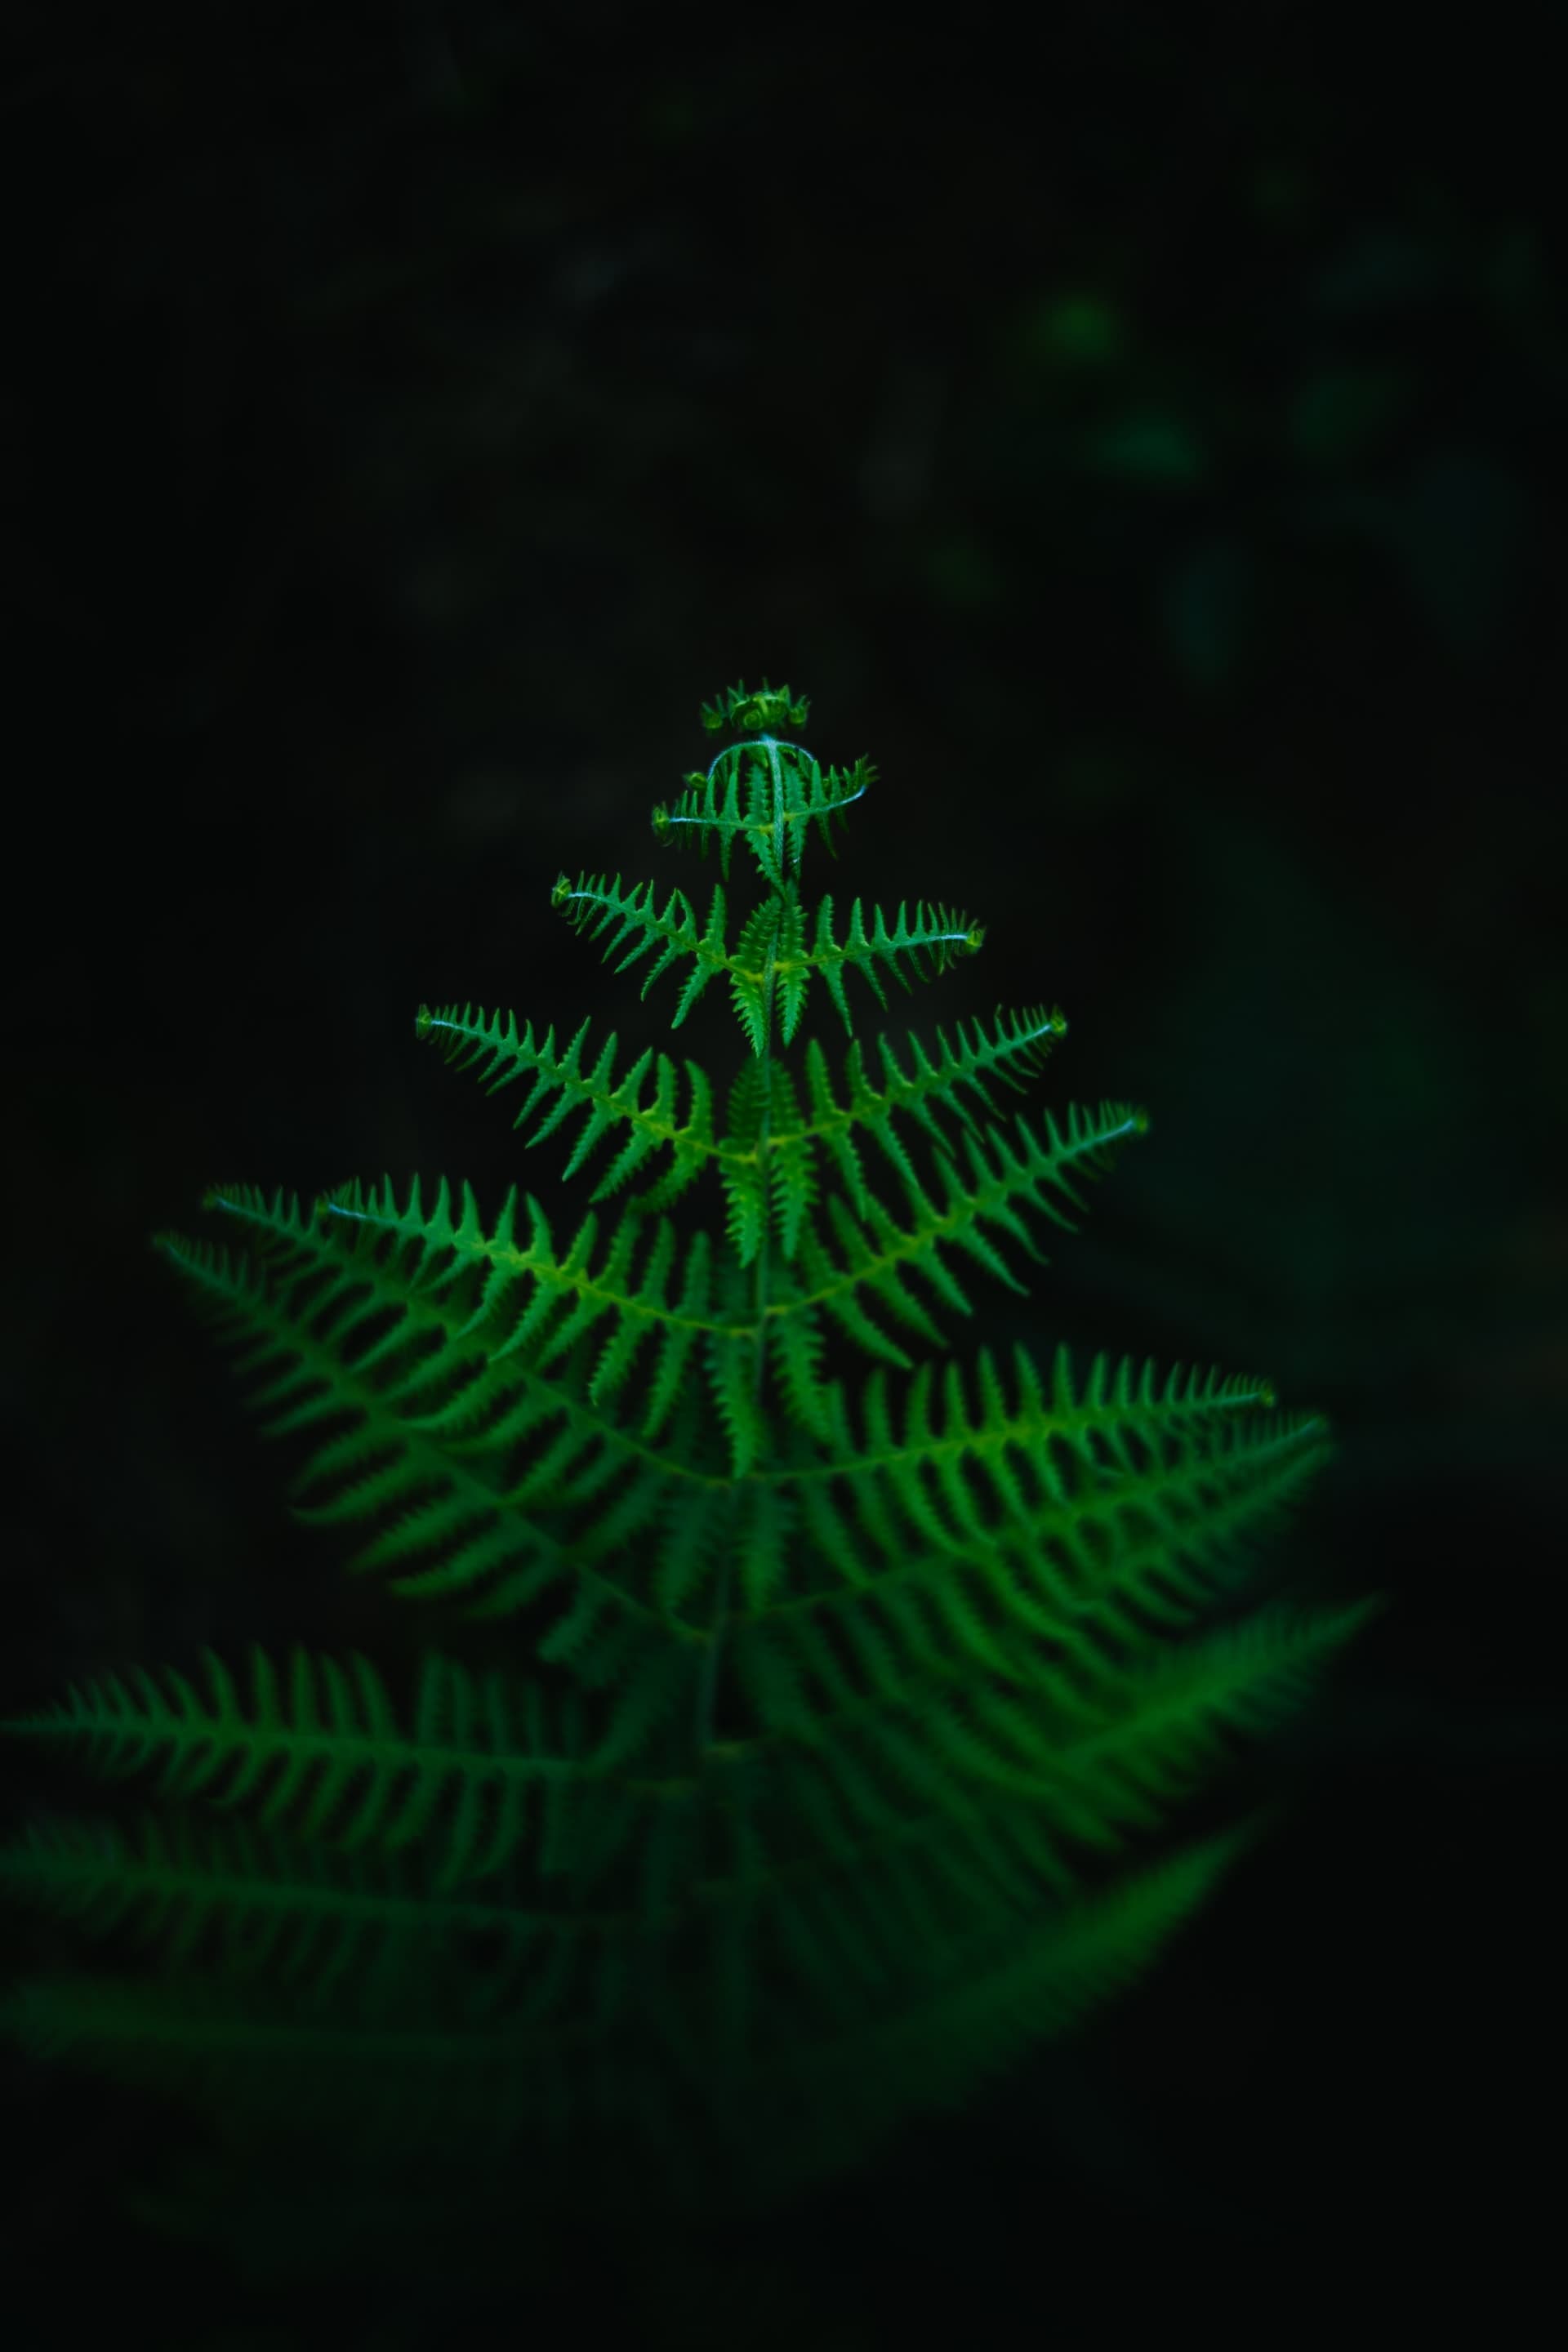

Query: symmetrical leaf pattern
[[1, 679, 1374, 2215]]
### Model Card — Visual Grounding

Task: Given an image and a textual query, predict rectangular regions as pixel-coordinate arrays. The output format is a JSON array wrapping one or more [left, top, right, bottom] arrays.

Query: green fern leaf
[[3, 675, 1379, 2226], [415, 1004, 719, 1212]]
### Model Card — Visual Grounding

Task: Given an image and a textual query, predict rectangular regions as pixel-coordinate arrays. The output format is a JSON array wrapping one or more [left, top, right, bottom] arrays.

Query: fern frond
[[301, 1171, 724, 1424], [723, 1380, 1334, 1768], [738, 1824, 1256, 2192], [715, 1361, 1331, 1807], [0, 1809, 509, 2004], [551, 870, 729, 1028], [786, 1004, 1068, 1229], [156, 1180, 737, 1623], [806, 892, 986, 1034], [404, 999, 1073, 1278], [415, 1004, 718, 1214], [314, 1170, 763, 1481], [9, 675, 1374, 2227], [652, 737, 871, 887], [0, 1646, 698, 1898], [1036, 1596, 1387, 1834], [777, 1098, 1147, 1370], [555, 868, 983, 1055]]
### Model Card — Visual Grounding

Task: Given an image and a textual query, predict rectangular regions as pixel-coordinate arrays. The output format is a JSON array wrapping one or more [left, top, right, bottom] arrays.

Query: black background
[[3, 2, 1564, 2344]]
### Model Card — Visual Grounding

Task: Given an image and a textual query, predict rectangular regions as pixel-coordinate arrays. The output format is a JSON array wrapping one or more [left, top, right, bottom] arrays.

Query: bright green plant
[[1, 679, 1374, 2220]]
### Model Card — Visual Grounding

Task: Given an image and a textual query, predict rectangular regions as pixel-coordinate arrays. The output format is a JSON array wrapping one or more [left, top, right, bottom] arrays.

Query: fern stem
[[695, 736, 784, 1754]]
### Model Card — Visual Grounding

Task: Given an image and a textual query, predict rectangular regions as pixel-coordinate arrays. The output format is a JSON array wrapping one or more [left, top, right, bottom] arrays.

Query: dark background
[[3, 2, 1564, 2343]]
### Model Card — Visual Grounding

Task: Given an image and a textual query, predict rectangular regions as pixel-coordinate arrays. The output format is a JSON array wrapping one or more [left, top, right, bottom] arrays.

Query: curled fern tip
[[700, 679, 811, 735]]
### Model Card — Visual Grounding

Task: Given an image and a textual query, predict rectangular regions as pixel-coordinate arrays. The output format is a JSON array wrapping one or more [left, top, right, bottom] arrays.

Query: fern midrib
[[694, 736, 790, 1750]]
